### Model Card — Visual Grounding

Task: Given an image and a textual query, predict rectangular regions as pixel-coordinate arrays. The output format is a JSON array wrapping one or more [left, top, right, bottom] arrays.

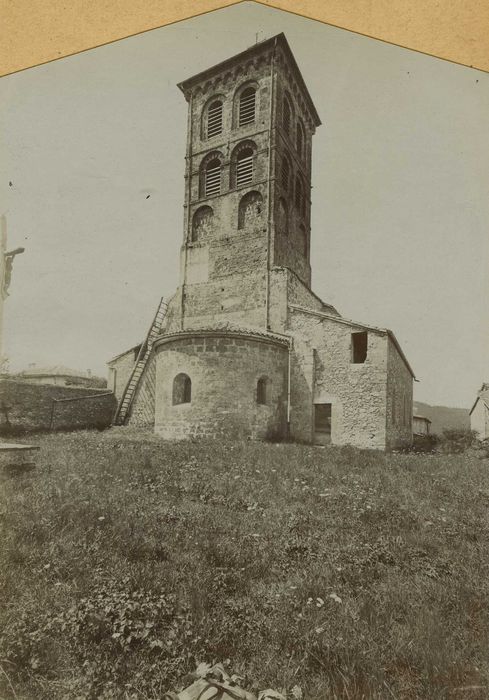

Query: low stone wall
[[0, 379, 116, 434]]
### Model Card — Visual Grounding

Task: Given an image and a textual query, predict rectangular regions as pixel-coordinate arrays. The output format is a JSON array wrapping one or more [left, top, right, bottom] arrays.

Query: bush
[[439, 428, 478, 454]]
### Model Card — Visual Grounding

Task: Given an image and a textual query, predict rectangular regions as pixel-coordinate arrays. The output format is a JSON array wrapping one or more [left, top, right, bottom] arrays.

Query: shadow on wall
[[0, 379, 117, 436]]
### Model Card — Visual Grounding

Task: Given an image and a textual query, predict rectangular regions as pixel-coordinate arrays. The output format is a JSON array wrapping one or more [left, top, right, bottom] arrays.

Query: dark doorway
[[314, 403, 332, 445]]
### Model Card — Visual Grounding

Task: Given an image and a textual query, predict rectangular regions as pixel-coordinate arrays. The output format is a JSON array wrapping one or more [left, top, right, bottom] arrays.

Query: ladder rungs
[[113, 297, 168, 425]]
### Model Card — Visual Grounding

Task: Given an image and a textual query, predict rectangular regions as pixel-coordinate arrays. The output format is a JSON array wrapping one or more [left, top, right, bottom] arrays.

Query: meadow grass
[[0, 429, 488, 699]]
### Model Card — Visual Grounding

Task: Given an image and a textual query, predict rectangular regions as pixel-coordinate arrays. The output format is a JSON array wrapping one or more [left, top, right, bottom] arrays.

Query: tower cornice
[[177, 33, 321, 128]]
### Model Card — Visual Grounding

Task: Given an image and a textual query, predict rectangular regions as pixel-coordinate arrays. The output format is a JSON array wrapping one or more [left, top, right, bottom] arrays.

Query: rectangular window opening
[[314, 403, 332, 445], [351, 331, 368, 364]]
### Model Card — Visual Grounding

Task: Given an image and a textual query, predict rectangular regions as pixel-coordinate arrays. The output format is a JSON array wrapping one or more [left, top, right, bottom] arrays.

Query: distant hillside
[[413, 401, 470, 435]]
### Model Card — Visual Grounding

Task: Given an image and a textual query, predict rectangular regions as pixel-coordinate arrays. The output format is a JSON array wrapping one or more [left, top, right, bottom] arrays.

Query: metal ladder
[[113, 297, 168, 425]]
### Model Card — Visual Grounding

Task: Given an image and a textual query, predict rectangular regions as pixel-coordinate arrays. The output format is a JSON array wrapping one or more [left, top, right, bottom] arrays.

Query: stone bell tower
[[174, 33, 321, 333]]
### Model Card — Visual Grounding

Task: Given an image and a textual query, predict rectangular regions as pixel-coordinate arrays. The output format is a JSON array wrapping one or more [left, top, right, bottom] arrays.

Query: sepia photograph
[[1, 2, 488, 698]]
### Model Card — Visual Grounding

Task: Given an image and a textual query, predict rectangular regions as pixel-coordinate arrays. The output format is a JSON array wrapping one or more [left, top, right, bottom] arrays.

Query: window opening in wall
[[314, 403, 332, 445], [205, 158, 221, 197], [239, 87, 256, 126], [173, 373, 191, 405], [236, 148, 254, 187], [351, 331, 368, 363], [207, 100, 223, 138], [256, 376, 270, 405]]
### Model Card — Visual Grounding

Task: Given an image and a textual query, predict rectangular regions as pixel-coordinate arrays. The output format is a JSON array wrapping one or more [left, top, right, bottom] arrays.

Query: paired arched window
[[238, 87, 256, 126], [206, 100, 223, 139], [173, 373, 191, 405], [192, 205, 213, 242], [200, 153, 223, 198], [256, 376, 270, 405], [231, 141, 256, 189], [238, 191, 263, 229], [236, 148, 254, 187]]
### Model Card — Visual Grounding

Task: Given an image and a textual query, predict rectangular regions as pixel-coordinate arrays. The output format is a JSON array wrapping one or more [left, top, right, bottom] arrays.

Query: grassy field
[[1, 430, 488, 699]]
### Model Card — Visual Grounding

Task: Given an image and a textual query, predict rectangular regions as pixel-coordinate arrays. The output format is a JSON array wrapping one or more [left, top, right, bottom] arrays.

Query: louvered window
[[205, 158, 221, 197], [207, 101, 223, 138], [281, 157, 290, 190], [283, 98, 291, 135], [239, 87, 256, 126], [236, 148, 254, 187]]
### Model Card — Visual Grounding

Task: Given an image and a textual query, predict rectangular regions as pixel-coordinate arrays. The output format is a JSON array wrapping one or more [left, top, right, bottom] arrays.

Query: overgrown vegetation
[[1, 430, 488, 699]]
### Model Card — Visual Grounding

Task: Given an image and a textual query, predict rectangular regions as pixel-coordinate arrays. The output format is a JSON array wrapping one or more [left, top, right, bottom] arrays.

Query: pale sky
[[1, 2, 488, 408]]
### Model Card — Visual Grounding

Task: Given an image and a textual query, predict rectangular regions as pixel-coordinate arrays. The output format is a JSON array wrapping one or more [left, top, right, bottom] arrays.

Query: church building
[[108, 33, 414, 450]]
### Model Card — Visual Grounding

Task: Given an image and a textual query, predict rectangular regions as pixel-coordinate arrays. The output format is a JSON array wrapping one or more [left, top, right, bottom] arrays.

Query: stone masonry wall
[[128, 355, 156, 428], [385, 337, 413, 450], [154, 333, 288, 440], [0, 379, 115, 433], [179, 53, 274, 331], [287, 307, 388, 449]]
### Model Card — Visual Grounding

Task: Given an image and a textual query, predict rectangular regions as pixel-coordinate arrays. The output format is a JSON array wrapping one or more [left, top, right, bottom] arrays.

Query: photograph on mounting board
[[0, 2, 488, 698]]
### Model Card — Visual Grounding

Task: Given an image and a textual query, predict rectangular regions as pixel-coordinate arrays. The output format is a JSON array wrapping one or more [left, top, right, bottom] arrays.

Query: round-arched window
[[238, 191, 263, 229], [256, 376, 270, 405], [192, 205, 214, 242], [173, 373, 191, 405]]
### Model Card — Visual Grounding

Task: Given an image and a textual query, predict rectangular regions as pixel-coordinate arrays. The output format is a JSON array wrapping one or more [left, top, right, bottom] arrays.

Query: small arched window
[[238, 190, 263, 229], [203, 157, 222, 197], [173, 373, 191, 405], [283, 96, 292, 135], [296, 119, 305, 156], [281, 157, 290, 191], [236, 147, 254, 187], [256, 376, 270, 405], [239, 87, 256, 126], [206, 100, 223, 139], [192, 205, 213, 242]]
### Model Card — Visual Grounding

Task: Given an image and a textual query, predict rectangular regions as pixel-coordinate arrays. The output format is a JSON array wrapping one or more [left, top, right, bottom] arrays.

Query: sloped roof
[[107, 344, 142, 364], [288, 304, 416, 379]]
